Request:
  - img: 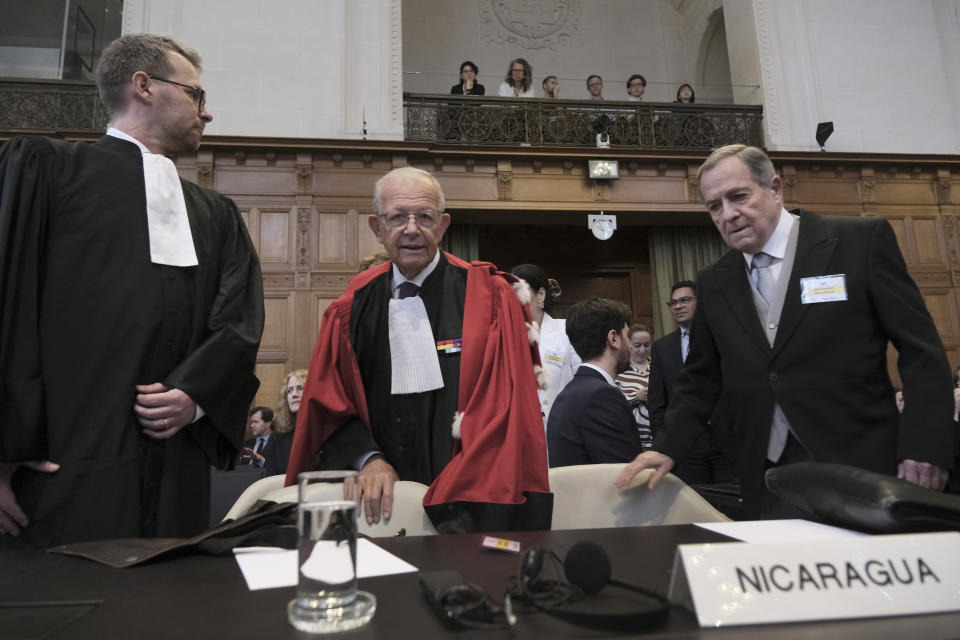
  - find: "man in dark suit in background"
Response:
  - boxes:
[648,281,737,485]
[617,144,954,518]
[548,298,643,467]
[240,407,274,468]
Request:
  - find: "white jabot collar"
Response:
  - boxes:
[107,127,198,267]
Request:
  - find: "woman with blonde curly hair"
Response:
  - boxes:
[262,369,306,476]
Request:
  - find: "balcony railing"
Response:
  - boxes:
[0,79,108,131]
[404,93,764,149]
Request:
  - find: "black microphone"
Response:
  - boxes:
[564,541,670,604]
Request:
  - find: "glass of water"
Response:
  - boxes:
[287,470,376,633]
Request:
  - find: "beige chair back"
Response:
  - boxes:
[220,474,286,522]
[261,480,438,537]
[549,463,730,530]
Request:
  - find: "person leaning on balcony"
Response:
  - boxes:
[450,60,484,96]
[498,58,535,97]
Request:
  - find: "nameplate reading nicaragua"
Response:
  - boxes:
[668,531,960,627]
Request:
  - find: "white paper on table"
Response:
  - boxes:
[234,539,418,591]
[695,519,867,543]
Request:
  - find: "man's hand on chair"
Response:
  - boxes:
[614,451,675,491]
[357,457,399,524]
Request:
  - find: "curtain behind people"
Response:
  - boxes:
[441,223,480,261]
[649,227,727,337]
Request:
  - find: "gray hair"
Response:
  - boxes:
[697,144,776,194]
[96,33,203,116]
[372,167,446,215]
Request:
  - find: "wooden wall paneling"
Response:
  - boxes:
[358,209,383,264]
[258,206,295,267]
[911,217,947,266]
[313,206,353,268]
[259,292,293,362]
[252,363,289,419]
[884,216,913,264]
[922,291,958,347]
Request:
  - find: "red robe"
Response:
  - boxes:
[285,253,551,531]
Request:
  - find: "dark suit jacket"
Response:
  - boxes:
[450,83,485,95]
[647,329,684,432]
[648,329,737,466]
[657,210,954,517]
[547,366,644,467]
[262,431,294,477]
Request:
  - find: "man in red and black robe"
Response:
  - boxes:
[286,167,551,533]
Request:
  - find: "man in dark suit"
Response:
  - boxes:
[616,144,954,518]
[547,298,644,467]
[240,407,274,468]
[648,280,737,485]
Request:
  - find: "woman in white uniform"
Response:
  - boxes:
[511,264,580,429]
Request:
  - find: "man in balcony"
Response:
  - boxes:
[586,74,604,100]
[285,167,552,533]
[0,34,263,547]
[616,144,954,518]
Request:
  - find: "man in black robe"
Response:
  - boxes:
[0,34,263,547]
[286,167,552,533]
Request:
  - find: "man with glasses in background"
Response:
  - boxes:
[286,167,552,534]
[647,281,737,486]
[0,34,263,547]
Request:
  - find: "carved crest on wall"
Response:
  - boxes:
[479,0,581,50]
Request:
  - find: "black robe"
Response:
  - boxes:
[315,254,466,484]
[0,135,264,547]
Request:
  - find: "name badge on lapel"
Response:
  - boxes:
[800,274,847,304]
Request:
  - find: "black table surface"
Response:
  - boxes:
[2,524,959,639]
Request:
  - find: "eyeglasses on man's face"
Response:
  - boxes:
[666,296,695,308]
[148,75,207,115]
[378,211,440,230]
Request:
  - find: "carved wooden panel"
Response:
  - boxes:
[259,209,292,265]
[791,179,861,206]
[315,212,349,264]
[260,293,292,360]
[912,217,945,266]
[873,181,938,205]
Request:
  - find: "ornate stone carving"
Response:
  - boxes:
[497,160,513,200]
[479,0,581,50]
[296,153,313,194]
[942,215,960,267]
[0,82,109,130]
[297,207,311,268]
[197,162,213,189]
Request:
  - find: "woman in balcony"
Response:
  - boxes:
[450,60,485,95]
[675,83,696,103]
[498,58,535,97]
